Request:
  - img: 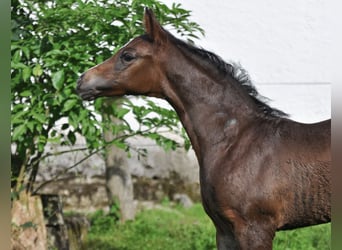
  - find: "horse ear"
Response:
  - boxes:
[144,8,167,44]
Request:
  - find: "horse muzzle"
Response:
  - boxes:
[76,74,125,100]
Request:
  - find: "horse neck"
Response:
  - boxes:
[160,49,259,163]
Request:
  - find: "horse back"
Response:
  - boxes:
[280,118,331,162]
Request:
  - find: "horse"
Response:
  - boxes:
[76,8,331,250]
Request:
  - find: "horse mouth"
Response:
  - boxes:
[77,88,99,101]
[77,84,124,101]
[76,83,102,100]
[76,78,112,100]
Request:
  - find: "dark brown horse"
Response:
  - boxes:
[77,9,331,250]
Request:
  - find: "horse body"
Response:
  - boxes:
[77,9,331,249]
[204,118,330,249]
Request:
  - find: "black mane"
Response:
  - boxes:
[168,34,288,118]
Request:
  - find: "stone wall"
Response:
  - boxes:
[36,136,200,213]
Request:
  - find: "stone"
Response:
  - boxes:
[173,193,194,208]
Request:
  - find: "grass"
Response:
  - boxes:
[83,203,330,250]
[273,223,331,250]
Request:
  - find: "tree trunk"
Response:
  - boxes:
[103,99,136,222]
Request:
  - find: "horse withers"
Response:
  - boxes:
[77,8,331,250]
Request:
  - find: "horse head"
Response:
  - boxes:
[77,8,168,100]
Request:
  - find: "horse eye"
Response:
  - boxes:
[120,52,136,63]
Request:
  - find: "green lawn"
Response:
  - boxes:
[84,203,330,250]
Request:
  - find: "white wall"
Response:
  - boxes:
[159,0,335,122]
[161,0,337,83]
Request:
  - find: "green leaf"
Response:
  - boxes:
[22,67,31,81]
[68,111,79,128]
[37,135,47,152]
[116,107,130,119]
[67,131,76,145]
[12,124,27,141]
[79,109,89,120]
[32,65,43,76]
[52,70,65,90]
[11,107,28,124]
[19,90,32,97]
[62,99,78,112]
[81,122,89,135]
[61,123,69,130]
[32,112,47,124]
[12,49,21,63]
[11,62,27,69]
[22,46,30,59]
[26,121,35,133]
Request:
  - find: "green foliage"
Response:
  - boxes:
[11,0,202,190]
[84,203,330,250]
[274,224,331,250]
[88,210,117,235]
